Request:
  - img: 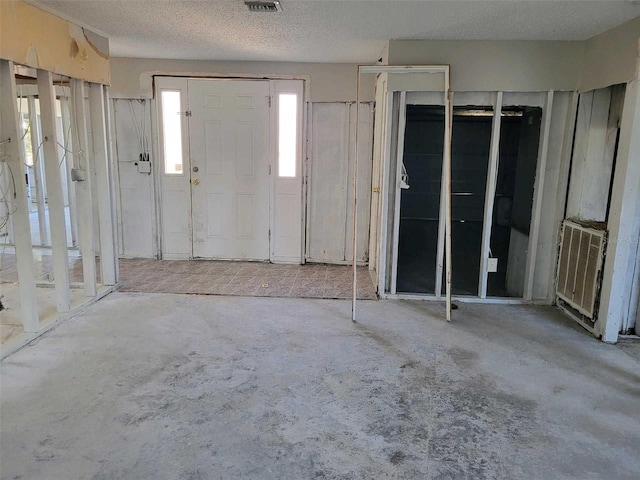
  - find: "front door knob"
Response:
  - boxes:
[192,178,200,185]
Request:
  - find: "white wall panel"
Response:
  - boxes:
[112,99,155,258]
[308,103,349,262]
[308,102,373,264]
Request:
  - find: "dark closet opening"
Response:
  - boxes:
[396,105,444,294]
[396,105,493,295]
[487,107,542,297]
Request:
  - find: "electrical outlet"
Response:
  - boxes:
[488,258,498,273]
[71,168,86,181]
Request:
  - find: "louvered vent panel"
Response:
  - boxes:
[245,1,281,12]
[556,220,606,319]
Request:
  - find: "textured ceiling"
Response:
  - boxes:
[33,0,640,63]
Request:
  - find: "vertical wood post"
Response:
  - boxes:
[0,60,39,331]
[71,79,97,297]
[27,95,49,245]
[104,87,120,278]
[89,84,117,285]
[60,97,79,247]
[37,69,71,312]
[478,92,504,298]
[444,76,453,321]
[524,91,554,300]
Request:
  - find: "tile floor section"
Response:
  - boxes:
[119,259,377,300]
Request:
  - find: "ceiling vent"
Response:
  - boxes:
[244,1,282,12]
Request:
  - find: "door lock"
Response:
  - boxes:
[192,178,200,185]
[192,166,199,173]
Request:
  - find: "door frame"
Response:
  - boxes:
[153,75,306,263]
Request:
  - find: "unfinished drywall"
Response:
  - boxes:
[109,58,374,103]
[0,1,110,85]
[580,16,640,93]
[387,40,584,92]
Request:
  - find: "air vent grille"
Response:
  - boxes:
[245,1,281,12]
[556,220,607,319]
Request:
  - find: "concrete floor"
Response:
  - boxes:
[1,293,639,479]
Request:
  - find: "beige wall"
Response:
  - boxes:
[0,0,110,84]
[109,58,375,102]
[387,40,584,92]
[580,16,640,93]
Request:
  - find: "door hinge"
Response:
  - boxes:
[268,96,272,108]
[179,111,192,117]
[268,164,272,175]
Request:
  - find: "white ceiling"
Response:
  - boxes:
[33,0,640,63]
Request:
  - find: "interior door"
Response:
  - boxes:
[188,79,271,260]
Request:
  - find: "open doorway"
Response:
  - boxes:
[488,107,542,297]
[395,101,542,298]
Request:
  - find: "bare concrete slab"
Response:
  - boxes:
[1,293,639,479]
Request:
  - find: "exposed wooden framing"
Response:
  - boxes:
[443,77,452,321]
[377,92,394,294]
[389,91,407,295]
[103,86,119,281]
[354,65,450,322]
[524,90,554,300]
[352,69,360,321]
[478,91,504,298]
[70,79,97,297]
[435,92,452,298]
[548,92,579,302]
[59,97,79,247]
[37,69,71,312]
[0,60,39,332]
[89,83,117,285]
[109,99,124,257]
[27,95,49,245]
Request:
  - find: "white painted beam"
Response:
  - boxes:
[0,60,39,332]
[70,79,97,297]
[547,92,579,303]
[27,95,49,245]
[37,69,71,312]
[377,91,394,294]
[479,92,504,298]
[59,97,79,247]
[444,82,453,321]
[597,77,640,343]
[94,85,118,284]
[390,91,406,295]
[524,91,554,301]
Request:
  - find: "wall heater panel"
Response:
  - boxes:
[556,220,606,319]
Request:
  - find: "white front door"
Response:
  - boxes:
[188,79,271,260]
